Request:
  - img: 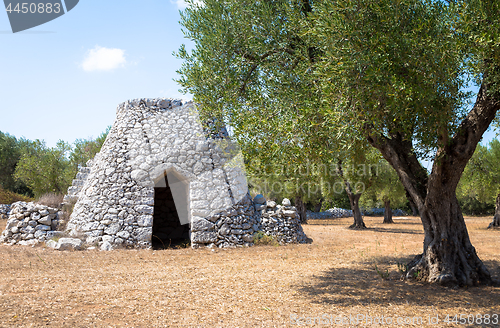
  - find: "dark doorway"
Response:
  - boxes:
[152,174,190,249]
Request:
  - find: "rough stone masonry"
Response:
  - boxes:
[0,202,64,246]
[63,98,308,250]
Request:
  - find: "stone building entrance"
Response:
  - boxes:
[152,171,190,249]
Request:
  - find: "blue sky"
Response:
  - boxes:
[0,0,497,156]
[0,0,194,147]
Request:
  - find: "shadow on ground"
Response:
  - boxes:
[294,255,500,311]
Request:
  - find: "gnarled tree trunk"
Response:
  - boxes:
[406,190,418,216]
[367,83,498,286]
[383,199,394,223]
[337,160,367,229]
[488,193,500,228]
[346,188,366,229]
[295,195,308,224]
[406,183,491,286]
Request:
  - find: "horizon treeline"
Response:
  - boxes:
[0,127,110,199]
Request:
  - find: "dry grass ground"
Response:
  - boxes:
[0,216,499,328]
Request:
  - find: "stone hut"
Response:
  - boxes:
[65,98,307,250]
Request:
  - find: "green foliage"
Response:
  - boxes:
[70,126,110,171]
[253,231,279,246]
[2,127,110,199]
[309,0,473,156]
[374,264,390,280]
[457,138,500,214]
[321,190,351,211]
[455,0,500,97]
[14,140,73,198]
[11,128,109,199]
[176,0,326,164]
[360,160,407,209]
[459,196,494,216]
[0,131,32,196]
[177,0,471,160]
[0,185,33,204]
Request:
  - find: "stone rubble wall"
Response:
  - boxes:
[193,194,308,248]
[0,202,64,246]
[255,197,308,244]
[306,207,354,220]
[63,161,93,204]
[0,204,11,220]
[306,207,407,220]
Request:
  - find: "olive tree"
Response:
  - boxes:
[176,0,500,286]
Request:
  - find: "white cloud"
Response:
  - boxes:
[172,0,203,10]
[173,0,188,9]
[81,46,126,72]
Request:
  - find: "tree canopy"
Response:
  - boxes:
[177,0,500,286]
[0,128,110,200]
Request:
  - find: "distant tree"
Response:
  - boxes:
[361,161,407,223]
[334,148,380,229]
[0,131,32,196]
[458,139,500,227]
[14,140,73,198]
[69,126,110,172]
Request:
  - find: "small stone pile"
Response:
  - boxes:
[0,204,11,220]
[0,202,63,246]
[255,196,308,244]
[192,194,308,248]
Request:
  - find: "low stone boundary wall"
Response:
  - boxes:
[0,204,10,220]
[0,197,309,250]
[192,194,308,248]
[0,202,63,246]
[307,207,407,220]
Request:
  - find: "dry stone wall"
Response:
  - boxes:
[63,163,92,204]
[0,204,10,220]
[255,197,308,244]
[0,202,63,246]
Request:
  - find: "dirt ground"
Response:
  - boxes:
[0,216,499,328]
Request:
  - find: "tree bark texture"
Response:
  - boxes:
[383,200,394,223]
[337,160,367,229]
[406,190,418,216]
[367,83,499,286]
[295,195,308,224]
[346,189,366,229]
[488,193,500,228]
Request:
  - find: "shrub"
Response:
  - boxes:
[459,196,495,216]
[253,231,279,246]
[0,185,32,204]
[35,193,64,209]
